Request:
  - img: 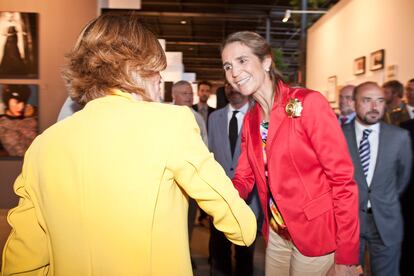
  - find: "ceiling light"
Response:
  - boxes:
[180,20,187,24]
[282,9,327,23]
[282,10,291,22]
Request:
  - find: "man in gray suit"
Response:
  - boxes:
[342,81,412,276]
[208,83,261,276]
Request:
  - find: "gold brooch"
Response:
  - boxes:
[285,98,303,118]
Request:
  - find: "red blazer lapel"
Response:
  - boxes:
[266,82,289,160]
[249,104,267,184]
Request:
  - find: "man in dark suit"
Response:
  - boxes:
[192,80,215,125]
[208,83,261,276]
[342,81,412,276]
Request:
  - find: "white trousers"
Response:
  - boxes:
[265,227,334,276]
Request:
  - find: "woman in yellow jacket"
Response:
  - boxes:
[1,13,256,276]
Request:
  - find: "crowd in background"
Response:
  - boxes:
[337,79,414,276]
[1,12,413,276]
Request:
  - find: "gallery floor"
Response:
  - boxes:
[0,209,266,275]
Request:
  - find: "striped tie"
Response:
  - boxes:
[359,129,372,178]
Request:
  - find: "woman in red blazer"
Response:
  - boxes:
[221,31,359,275]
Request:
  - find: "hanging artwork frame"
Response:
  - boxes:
[0,12,39,79]
[370,49,385,71]
[354,56,366,75]
[0,83,39,158]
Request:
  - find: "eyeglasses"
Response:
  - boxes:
[178,92,193,97]
[361,98,385,104]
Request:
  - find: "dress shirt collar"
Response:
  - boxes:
[228,102,249,115]
[339,112,356,124]
[355,119,380,136]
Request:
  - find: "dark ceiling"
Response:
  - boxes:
[105,0,339,83]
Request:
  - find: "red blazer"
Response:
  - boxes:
[233,81,359,265]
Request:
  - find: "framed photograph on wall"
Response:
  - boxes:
[327,75,337,104]
[0,12,39,79]
[370,49,385,71]
[386,64,398,81]
[354,56,366,75]
[0,83,38,158]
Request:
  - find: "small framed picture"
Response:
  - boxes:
[0,83,39,158]
[327,75,337,104]
[370,49,385,71]
[354,56,366,75]
[386,64,398,81]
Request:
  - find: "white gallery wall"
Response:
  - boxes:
[307,0,414,101]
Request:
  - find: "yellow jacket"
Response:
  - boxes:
[1,90,256,276]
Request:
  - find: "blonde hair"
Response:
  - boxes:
[62,13,166,105]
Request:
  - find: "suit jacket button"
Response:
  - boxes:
[230,168,234,171]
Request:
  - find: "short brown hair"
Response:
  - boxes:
[198,80,212,89]
[382,80,404,98]
[63,13,166,105]
[221,31,284,86]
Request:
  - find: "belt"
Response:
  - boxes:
[270,223,291,241]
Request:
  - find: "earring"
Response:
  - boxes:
[265,68,270,72]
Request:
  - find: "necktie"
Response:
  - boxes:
[199,105,208,124]
[359,129,372,178]
[340,116,348,125]
[229,110,239,158]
